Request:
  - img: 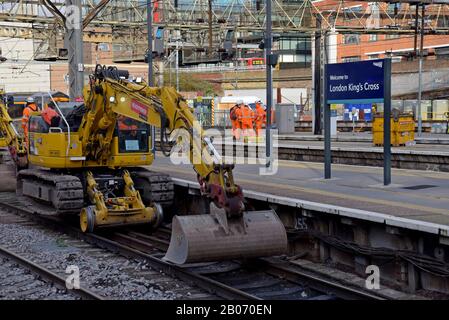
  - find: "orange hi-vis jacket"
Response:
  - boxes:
[240,105,254,128]
[254,103,266,125]
[230,105,242,129]
[42,107,60,126]
[118,117,138,131]
[22,103,38,134]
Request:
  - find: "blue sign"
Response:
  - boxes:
[345,103,372,121]
[326,59,385,104]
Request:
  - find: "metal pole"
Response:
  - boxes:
[208,0,213,57]
[313,16,322,135]
[234,26,238,89]
[324,62,331,179]
[147,0,153,86]
[66,0,84,100]
[147,0,155,154]
[176,40,179,92]
[384,58,392,186]
[414,4,419,57]
[265,0,272,167]
[417,4,425,137]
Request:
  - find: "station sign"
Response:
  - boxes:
[325,59,385,104]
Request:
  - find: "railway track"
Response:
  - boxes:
[0,244,102,300]
[0,192,389,300]
[0,196,216,300]
[108,229,388,300]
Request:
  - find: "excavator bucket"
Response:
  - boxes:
[163,210,288,264]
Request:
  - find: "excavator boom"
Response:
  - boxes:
[0,90,28,170]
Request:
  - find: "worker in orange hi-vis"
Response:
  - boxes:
[254,100,266,138]
[230,100,243,141]
[22,97,38,142]
[118,115,139,137]
[240,103,255,141]
[41,101,61,129]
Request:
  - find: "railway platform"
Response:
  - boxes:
[151,153,449,229]
[213,133,449,172]
[152,154,449,293]
[277,132,449,145]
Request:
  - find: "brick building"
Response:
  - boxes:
[315,0,449,63]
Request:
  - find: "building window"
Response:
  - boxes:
[387,3,401,15]
[97,43,110,52]
[385,34,400,40]
[368,34,378,42]
[342,34,360,45]
[367,54,379,60]
[342,5,363,18]
[342,56,361,62]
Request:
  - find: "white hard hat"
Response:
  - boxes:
[26,97,34,103]
[236,99,244,104]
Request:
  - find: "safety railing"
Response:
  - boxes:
[48,92,71,156]
[193,110,232,130]
[193,109,272,131]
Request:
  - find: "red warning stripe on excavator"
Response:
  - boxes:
[131,99,148,120]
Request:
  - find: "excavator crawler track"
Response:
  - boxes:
[17,169,84,214]
[130,169,175,208]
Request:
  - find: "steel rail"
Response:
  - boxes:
[79,233,262,300]
[0,195,390,300]
[88,229,389,300]
[0,244,103,300]
[118,231,389,300]
[0,198,260,300]
[259,259,387,301]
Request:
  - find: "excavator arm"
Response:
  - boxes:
[0,92,27,169]
[77,65,287,264]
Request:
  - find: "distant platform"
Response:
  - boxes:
[278,132,449,145]
[209,134,449,172]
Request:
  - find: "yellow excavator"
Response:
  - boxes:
[0,89,28,169]
[17,65,287,264]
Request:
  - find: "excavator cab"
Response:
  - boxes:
[116,116,150,154]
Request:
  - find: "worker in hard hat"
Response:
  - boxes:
[22,97,38,142]
[240,102,255,141]
[118,115,139,137]
[254,100,267,138]
[254,100,266,138]
[230,100,243,141]
[41,101,61,130]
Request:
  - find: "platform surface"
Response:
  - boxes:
[151,152,449,228]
